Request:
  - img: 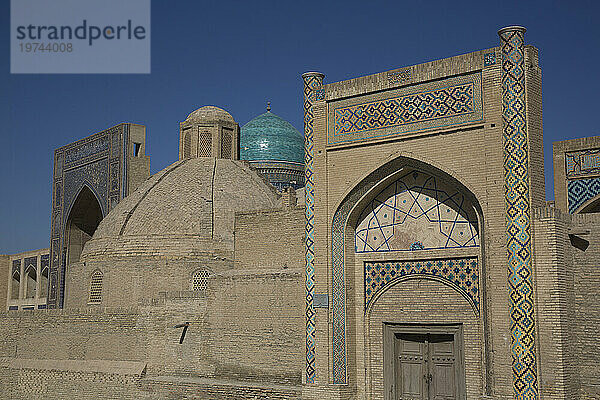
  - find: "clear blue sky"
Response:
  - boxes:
[1,0,599,254]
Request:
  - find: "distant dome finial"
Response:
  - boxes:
[267,101,271,112]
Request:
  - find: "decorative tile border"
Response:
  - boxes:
[567,177,600,213]
[302,71,324,384]
[248,160,305,191]
[328,72,483,145]
[484,52,496,66]
[565,148,600,178]
[387,69,411,84]
[365,258,480,314]
[499,26,539,399]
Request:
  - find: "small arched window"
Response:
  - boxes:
[88,270,103,304]
[40,265,49,298]
[198,131,212,157]
[183,130,192,159]
[11,270,20,300]
[192,268,211,292]
[221,129,232,159]
[25,264,37,299]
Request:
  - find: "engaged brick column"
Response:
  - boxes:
[499,25,539,399]
[302,71,324,384]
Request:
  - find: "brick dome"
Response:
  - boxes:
[185,106,235,124]
[81,157,280,259]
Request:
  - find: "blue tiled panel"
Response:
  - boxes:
[484,52,496,66]
[500,26,538,399]
[50,124,129,309]
[565,148,600,178]
[328,72,483,145]
[365,258,479,314]
[567,178,600,213]
[302,72,324,384]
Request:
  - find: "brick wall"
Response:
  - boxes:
[0,255,7,311]
[234,207,305,271]
[532,207,575,399]
[569,212,600,398]
[0,269,304,398]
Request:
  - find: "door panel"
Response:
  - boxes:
[395,334,427,399]
[393,331,459,400]
[429,334,456,400]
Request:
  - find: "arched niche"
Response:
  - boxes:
[329,155,487,395]
[64,185,103,266]
[354,169,480,253]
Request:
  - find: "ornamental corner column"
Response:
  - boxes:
[498,26,539,399]
[302,71,325,385]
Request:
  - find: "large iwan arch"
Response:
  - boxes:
[329,155,489,399]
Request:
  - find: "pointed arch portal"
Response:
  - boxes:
[65,185,103,266]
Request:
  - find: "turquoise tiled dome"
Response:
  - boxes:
[240,109,304,164]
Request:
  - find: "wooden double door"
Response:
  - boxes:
[384,325,464,400]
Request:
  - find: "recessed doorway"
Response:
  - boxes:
[384,324,465,400]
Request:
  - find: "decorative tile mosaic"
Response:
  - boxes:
[355,170,479,252]
[387,69,411,84]
[567,177,600,213]
[500,26,538,399]
[12,259,21,275]
[302,72,324,384]
[249,160,305,191]
[483,52,496,66]
[64,134,110,166]
[49,124,130,309]
[565,148,600,178]
[63,158,109,218]
[365,258,479,314]
[24,257,37,272]
[328,72,483,145]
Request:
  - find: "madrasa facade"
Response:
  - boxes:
[0,26,599,400]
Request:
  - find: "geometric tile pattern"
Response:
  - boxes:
[328,72,483,145]
[302,71,324,384]
[387,69,411,84]
[365,258,480,314]
[484,52,496,67]
[565,148,600,178]
[335,83,474,135]
[499,26,539,399]
[567,177,600,213]
[355,170,479,252]
[12,259,21,276]
[49,124,131,309]
[248,160,305,191]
